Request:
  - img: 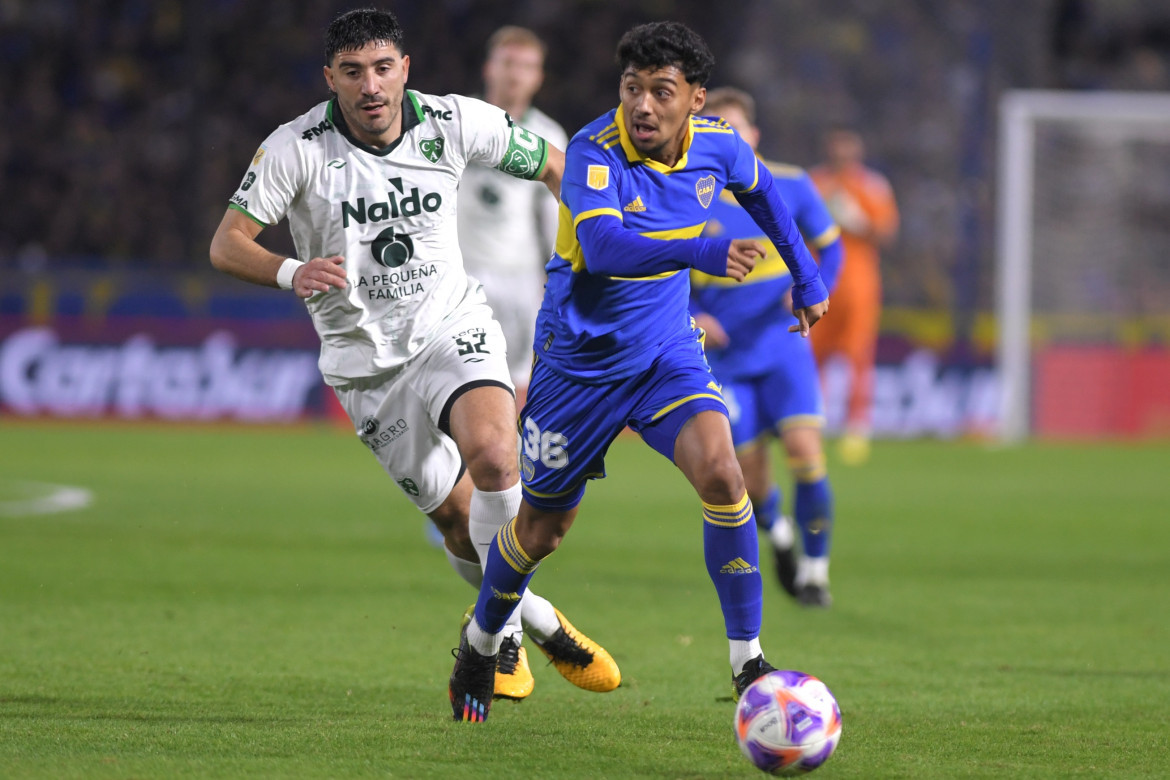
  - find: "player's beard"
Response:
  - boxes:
[344,95,402,146]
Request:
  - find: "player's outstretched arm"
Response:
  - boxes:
[210,209,347,299]
[576,215,733,278]
[733,167,827,308]
[537,144,564,202]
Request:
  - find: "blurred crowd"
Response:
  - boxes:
[2,0,1168,312]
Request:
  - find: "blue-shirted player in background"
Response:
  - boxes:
[692,88,843,609]
[448,21,829,722]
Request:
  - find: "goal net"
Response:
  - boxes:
[996,90,1170,440]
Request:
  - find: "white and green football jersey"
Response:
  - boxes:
[228,89,549,385]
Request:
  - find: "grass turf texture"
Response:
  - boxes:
[1,423,1167,778]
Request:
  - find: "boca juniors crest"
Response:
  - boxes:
[695,175,716,208]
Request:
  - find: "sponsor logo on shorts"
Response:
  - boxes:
[396,476,421,497]
[360,415,379,437]
[362,417,409,452]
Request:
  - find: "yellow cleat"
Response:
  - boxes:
[459,604,534,700]
[494,636,535,700]
[533,607,621,693]
[837,432,871,465]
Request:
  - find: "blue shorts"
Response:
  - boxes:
[520,333,727,511]
[718,339,824,450]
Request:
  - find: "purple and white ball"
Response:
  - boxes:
[734,670,842,776]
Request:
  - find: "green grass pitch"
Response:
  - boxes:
[1,423,1168,778]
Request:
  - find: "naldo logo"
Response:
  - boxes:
[372,229,414,268]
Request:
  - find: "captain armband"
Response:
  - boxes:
[496,125,549,181]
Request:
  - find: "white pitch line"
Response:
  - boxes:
[0,482,94,517]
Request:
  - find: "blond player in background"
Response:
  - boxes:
[457,26,568,410]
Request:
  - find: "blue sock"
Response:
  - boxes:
[795,477,833,558]
[702,495,763,640]
[474,518,540,634]
[752,485,782,532]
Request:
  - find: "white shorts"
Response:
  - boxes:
[469,267,544,387]
[333,303,514,514]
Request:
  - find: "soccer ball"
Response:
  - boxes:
[734,670,841,775]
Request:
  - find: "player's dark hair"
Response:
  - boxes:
[325,8,405,65]
[615,21,715,86]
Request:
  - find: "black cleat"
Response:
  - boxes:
[773,544,799,598]
[796,583,833,609]
[449,635,497,722]
[733,654,778,701]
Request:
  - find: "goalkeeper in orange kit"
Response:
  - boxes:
[809,128,898,464]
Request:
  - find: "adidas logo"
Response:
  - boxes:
[720,557,759,575]
[623,196,646,212]
[491,586,521,602]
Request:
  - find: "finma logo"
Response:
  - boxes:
[421,105,453,120]
[300,119,334,141]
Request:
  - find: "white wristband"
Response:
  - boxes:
[276,258,304,290]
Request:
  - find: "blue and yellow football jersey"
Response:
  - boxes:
[533,108,823,384]
[691,161,841,379]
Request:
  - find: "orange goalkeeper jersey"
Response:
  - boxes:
[808,163,898,276]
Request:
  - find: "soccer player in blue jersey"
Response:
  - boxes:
[692,87,844,608]
[448,21,829,722]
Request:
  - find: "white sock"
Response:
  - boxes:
[469,484,526,640]
[770,515,795,550]
[444,547,482,588]
[730,637,764,675]
[796,555,830,587]
[465,615,503,656]
[518,591,561,642]
[468,484,522,563]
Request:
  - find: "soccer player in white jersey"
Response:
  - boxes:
[209,8,619,710]
[457,26,568,409]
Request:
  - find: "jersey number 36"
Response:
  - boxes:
[522,418,568,469]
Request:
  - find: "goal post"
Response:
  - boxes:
[996,89,1170,441]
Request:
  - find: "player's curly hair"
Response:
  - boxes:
[325,8,405,64]
[615,21,715,86]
